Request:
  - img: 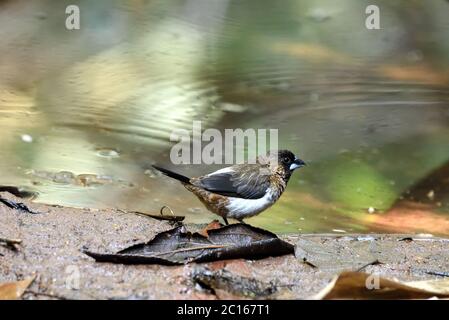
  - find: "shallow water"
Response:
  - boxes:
[1,0,449,234]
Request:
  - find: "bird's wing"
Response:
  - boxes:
[192,165,271,199]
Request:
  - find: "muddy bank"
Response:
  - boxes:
[1,192,448,299]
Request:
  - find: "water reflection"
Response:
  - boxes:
[1,0,449,235]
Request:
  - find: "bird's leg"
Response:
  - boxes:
[236,218,247,225]
[222,217,229,225]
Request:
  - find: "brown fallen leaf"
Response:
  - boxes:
[85,224,295,265]
[0,275,36,300]
[313,271,449,300]
[198,220,223,238]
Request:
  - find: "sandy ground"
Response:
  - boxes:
[1,191,448,300]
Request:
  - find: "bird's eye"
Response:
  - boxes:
[282,157,291,164]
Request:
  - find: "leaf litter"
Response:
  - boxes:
[84,223,295,265]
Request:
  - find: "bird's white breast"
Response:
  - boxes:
[225,188,275,220]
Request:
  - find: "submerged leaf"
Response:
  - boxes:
[84,224,294,265]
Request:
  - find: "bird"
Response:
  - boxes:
[152,150,306,225]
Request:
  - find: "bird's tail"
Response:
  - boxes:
[152,165,191,184]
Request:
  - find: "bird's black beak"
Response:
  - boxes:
[289,158,306,171]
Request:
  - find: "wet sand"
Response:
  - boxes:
[1,191,448,299]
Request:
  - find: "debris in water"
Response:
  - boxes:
[95,148,120,158]
[27,170,128,188]
[217,102,248,113]
[53,171,75,184]
[20,134,33,143]
[76,174,114,187]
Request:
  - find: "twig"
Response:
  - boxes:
[152,244,229,257]
[0,197,39,214]
[160,205,175,216]
[0,237,22,250]
[24,290,68,300]
[0,237,22,245]
[118,206,185,222]
[302,257,318,269]
[356,259,383,272]
[426,270,449,277]
[134,211,185,222]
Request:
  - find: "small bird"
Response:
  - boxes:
[152,150,306,225]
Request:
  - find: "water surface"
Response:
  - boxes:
[1,0,449,234]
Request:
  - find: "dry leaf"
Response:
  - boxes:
[313,271,449,300]
[0,276,36,300]
[85,224,295,265]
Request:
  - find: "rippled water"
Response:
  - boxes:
[1,0,449,235]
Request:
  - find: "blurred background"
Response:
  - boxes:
[1,0,449,235]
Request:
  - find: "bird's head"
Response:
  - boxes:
[276,150,306,173]
[258,149,306,178]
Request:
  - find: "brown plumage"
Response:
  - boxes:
[153,150,306,225]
